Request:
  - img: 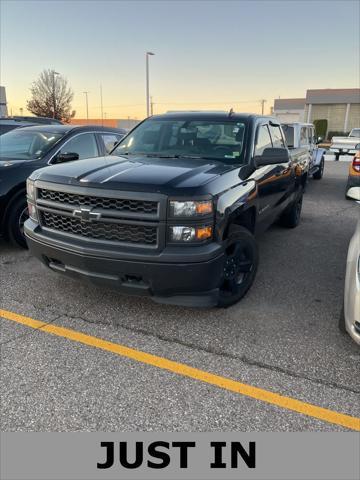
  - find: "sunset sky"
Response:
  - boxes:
[1,0,359,120]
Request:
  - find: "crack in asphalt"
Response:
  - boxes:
[68,312,360,396]
[0,314,63,346]
[2,302,359,396]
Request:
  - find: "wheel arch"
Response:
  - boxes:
[223,205,257,240]
[2,183,27,233]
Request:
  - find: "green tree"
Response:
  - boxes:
[27,69,75,122]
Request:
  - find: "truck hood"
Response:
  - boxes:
[31,155,237,193]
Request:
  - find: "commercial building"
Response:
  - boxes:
[304,88,360,133]
[70,118,139,130]
[273,88,360,136]
[272,98,306,123]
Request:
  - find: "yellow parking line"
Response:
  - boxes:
[1,308,360,431]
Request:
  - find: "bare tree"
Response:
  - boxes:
[27,69,75,122]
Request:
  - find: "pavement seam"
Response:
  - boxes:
[48,311,360,396]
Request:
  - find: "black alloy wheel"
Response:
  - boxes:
[217,225,258,308]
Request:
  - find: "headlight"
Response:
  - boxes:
[169,225,212,243]
[26,178,35,200]
[169,200,213,217]
[28,202,38,222]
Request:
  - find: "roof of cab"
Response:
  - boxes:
[151,111,281,125]
[15,124,126,134]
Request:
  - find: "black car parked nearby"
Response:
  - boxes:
[0,124,126,247]
[0,116,63,136]
[25,112,307,307]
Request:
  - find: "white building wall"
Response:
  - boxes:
[273,108,305,123]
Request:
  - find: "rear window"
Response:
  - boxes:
[282,125,294,148]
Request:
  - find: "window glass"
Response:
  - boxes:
[300,127,308,147]
[255,125,272,156]
[269,125,286,148]
[101,134,123,154]
[0,129,64,160]
[60,133,98,160]
[282,125,294,148]
[308,127,314,144]
[113,119,247,163]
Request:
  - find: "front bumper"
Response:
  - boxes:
[344,274,360,345]
[25,220,225,307]
[330,148,357,155]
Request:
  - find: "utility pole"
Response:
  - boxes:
[150,96,154,116]
[260,99,267,115]
[100,85,104,126]
[146,51,155,117]
[83,91,89,121]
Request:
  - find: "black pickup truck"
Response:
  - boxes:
[25,112,306,307]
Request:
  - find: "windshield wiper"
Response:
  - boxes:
[143,153,216,160]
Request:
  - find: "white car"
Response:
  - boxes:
[330,128,360,160]
[340,219,360,345]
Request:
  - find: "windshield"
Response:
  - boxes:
[349,128,360,137]
[112,118,247,163]
[0,129,64,160]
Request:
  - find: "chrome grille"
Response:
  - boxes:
[38,188,158,215]
[41,211,158,245]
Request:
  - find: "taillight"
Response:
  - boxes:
[352,159,360,173]
[352,151,360,173]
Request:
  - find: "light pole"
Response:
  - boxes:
[146,51,155,117]
[260,99,267,115]
[100,84,104,126]
[52,70,59,119]
[83,91,89,122]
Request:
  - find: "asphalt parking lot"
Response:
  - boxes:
[1,161,359,432]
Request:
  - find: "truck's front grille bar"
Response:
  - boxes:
[38,188,159,216]
[41,211,158,245]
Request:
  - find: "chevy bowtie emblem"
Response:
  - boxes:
[72,207,101,222]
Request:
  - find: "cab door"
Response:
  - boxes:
[268,123,295,207]
[252,123,286,228]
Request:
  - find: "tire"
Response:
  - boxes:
[339,304,347,334]
[217,225,259,308]
[313,157,324,180]
[279,192,303,228]
[6,196,28,248]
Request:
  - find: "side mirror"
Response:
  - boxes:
[253,148,290,168]
[53,152,80,164]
